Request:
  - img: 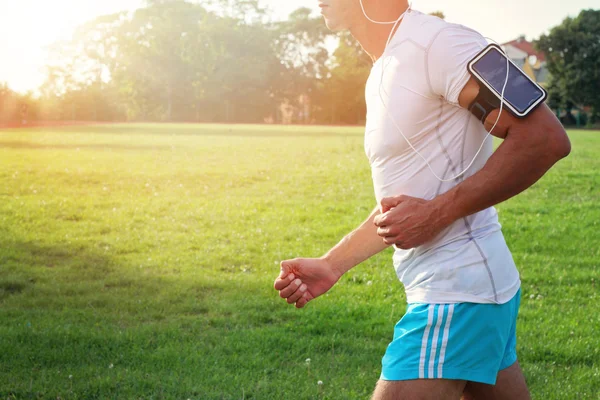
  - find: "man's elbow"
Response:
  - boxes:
[532,105,571,161]
[550,127,571,160]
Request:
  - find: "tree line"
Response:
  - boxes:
[0,1,598,126]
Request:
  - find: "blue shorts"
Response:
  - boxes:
[381,289,521,385]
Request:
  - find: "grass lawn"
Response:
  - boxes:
[0,124,598,399]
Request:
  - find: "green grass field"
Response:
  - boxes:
[0,124,598,399]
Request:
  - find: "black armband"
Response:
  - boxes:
[468,85,501,124]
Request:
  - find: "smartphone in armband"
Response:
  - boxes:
[467,43,547,122]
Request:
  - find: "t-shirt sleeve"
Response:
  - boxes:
[427,26,488,105]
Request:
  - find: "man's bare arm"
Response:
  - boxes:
[274,205,391,308]
[374,77,571,249]
[324,205,391,276]
[436,78,571,223]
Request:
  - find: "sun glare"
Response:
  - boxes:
[0,0,144,94]
[0,1,77,93]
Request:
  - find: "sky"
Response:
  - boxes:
[0,0,597,94]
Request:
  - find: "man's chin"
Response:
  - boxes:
[323,17,346,32]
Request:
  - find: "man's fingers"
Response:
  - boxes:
[380,195,407,213]
[279,259,298,278]
[395,241,412,250]
[274,273,295,291]
[383,236,398,245]
[295,293,311,308]
[373,213,389,227]
[286,284,307,304]
[377,226,392,237]
[279,279,303,299]
[374,210,399,227]
[380,197,398,212]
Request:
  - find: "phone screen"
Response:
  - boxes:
[471,48,544,114]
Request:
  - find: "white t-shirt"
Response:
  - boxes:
[364,9,521,305]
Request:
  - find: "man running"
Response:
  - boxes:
[274,1,571,399]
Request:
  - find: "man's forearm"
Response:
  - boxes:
[323,206,391,277]
[433,107,571,225]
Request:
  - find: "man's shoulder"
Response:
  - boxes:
[402,10,484,51]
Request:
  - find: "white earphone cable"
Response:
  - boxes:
[359,0,408,25]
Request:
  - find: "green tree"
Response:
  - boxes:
[0,83,17,123]
[43,0,284,123]
[536,9,600,122]
[0,83,40,124]
[317,32,371,124]
[272,7,334,123]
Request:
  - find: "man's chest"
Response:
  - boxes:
[364,57,441,165]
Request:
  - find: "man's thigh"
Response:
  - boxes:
[462,361,531,400]
[372,379,467,400]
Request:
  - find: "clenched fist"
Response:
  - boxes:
[374,195,450,249]
[273,257,342,308]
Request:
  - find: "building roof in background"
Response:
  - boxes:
[502,35,549,85]
[503,45,529,61]
[502,35,546,62]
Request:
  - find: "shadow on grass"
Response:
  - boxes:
[0,239,224,312]
[0,235,394,339]
[0,239,118,301]
[0,237,391,334]
[0,238,399,398]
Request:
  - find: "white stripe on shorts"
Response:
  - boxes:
[428,305,446,378]
[437,304,455,378]
[419,305,435,379]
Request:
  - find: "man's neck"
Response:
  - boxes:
[349,2,409,63]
